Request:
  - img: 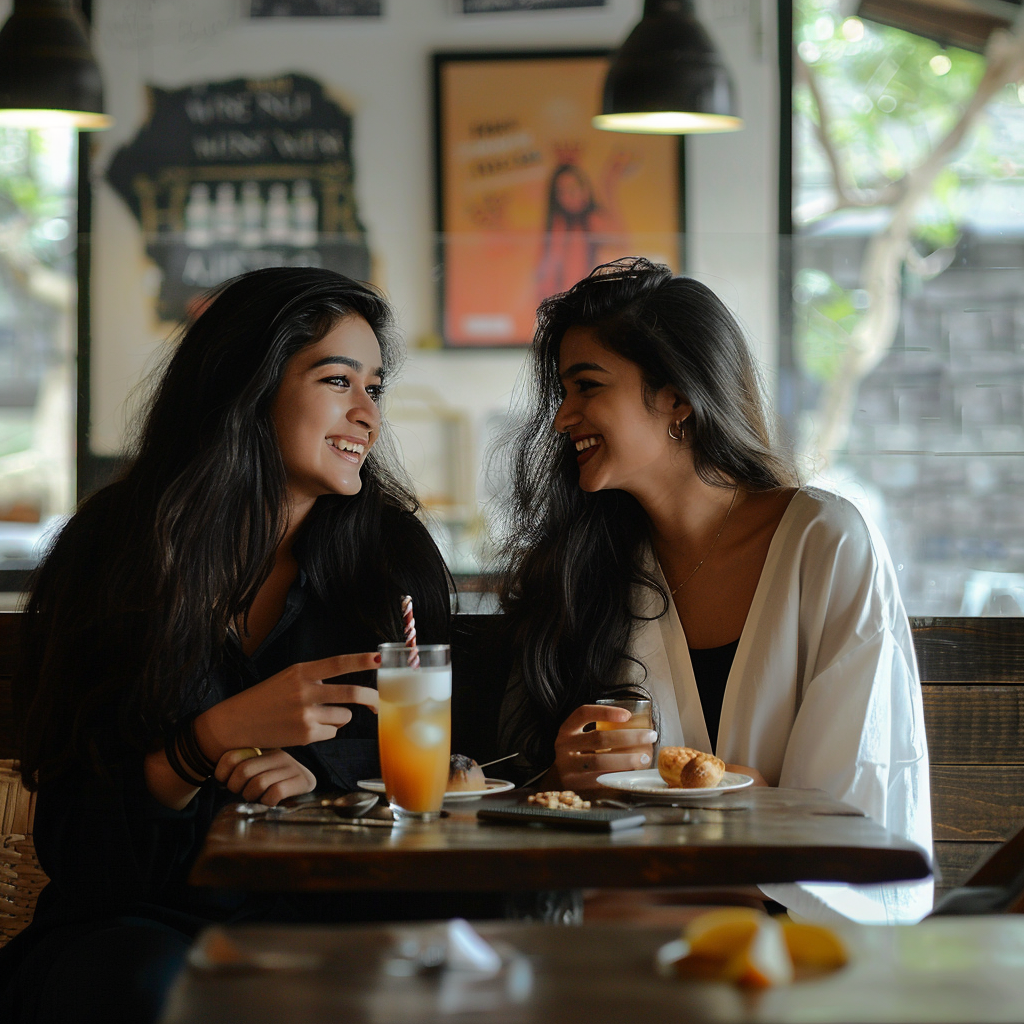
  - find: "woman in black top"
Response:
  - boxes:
[0,267,451,1023]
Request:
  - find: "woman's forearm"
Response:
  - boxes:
[143,747,202,810]
[143,703,235,809]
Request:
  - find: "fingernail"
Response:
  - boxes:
[646,731,659,743]
[373,654,381,664]
[640,754,651,765]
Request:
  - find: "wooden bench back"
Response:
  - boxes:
[914,618,1024,899]
[2,610,1022,899]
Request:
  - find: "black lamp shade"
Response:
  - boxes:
[0,0,111,129]
[594,0,742,134]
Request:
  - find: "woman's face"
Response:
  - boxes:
[552,325,686,496]
[555,169,591,215]
[271,315,383,506]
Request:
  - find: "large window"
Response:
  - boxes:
[0,127,77,591]
[789,0,1024,614]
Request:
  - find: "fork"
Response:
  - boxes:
[595,798,695,812]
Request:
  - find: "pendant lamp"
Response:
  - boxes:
[0,0,111,130]
[594,0,742,135]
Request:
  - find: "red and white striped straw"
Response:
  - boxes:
[401,595,420,668]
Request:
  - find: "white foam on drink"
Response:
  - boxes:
[377,667,451,705]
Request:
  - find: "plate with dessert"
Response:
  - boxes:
[597,746,753,798]
[358,754,516,802]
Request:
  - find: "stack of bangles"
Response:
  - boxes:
[164,714,264,787]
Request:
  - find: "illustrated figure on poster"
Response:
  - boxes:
[535,146,635,302]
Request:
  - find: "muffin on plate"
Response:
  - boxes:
[658,746,725,789]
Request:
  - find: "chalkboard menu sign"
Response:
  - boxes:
[106,74,371,322]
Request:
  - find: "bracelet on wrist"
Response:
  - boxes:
[165,714,216,787]
[164,731,206,787]
[179,714,217,778]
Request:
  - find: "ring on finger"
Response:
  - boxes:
[233,747,263,761]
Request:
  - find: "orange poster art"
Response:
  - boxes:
[436,52,681,347]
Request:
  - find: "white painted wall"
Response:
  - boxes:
[688,0,779,369]
[83,0,779,491]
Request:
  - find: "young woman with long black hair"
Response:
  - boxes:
[496,258,932,924]
[0,267,452,1023]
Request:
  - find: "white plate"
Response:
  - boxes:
[356,778,516,802]
[596,768,753,798]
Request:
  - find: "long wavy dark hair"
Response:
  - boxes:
[495,258,797,767]
[16,267,451,787]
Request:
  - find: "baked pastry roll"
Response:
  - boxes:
[658,746,725,789]
[448,754,486,792]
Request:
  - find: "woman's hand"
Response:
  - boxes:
[550,704,658,791]
[215,748,316,806]
[724,763,768,787]
[195,652,381,763]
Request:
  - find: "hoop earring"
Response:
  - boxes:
[668,420,685,441]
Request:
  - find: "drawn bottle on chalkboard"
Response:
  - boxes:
[291,179,318,247]
[214,183,238,243]
[266,183,291,244]
[239,181,264,248]
[185,183,212,248]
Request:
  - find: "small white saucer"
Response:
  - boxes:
[357,778,516,802]
[595,768,753,798]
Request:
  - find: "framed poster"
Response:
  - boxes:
[458,1,606,11]
[434,50,683,348]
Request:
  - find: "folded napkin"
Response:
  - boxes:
[389,918,502,976]
[443,919,503,974]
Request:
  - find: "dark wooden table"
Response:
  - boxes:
[161,917,1024,1024]
[188,787,931,892]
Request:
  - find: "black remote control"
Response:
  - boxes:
[476,805,646,832]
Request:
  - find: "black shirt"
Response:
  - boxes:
[688,638,739,751]
[1,572,385,975]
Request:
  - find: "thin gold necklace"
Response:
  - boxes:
[669,487,739,596]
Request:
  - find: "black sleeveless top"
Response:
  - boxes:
[688,638,740,750]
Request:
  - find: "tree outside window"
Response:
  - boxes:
[791,0,1024,615]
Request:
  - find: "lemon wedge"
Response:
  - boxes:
[675,908,793,988]
[781,920,848,976]
[670,908,845,988]
[723,915,793,988]
[686,907,763,956]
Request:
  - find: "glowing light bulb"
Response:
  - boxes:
[797,41,821,63]
[842,18,864,42]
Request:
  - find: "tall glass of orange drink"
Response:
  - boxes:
[377,642,451,821]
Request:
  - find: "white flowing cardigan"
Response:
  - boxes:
[627,487,933,924]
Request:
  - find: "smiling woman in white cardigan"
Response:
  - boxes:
[494,257,932,924]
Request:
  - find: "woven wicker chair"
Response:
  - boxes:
[0,760,47,948]
[1,612,48,948]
